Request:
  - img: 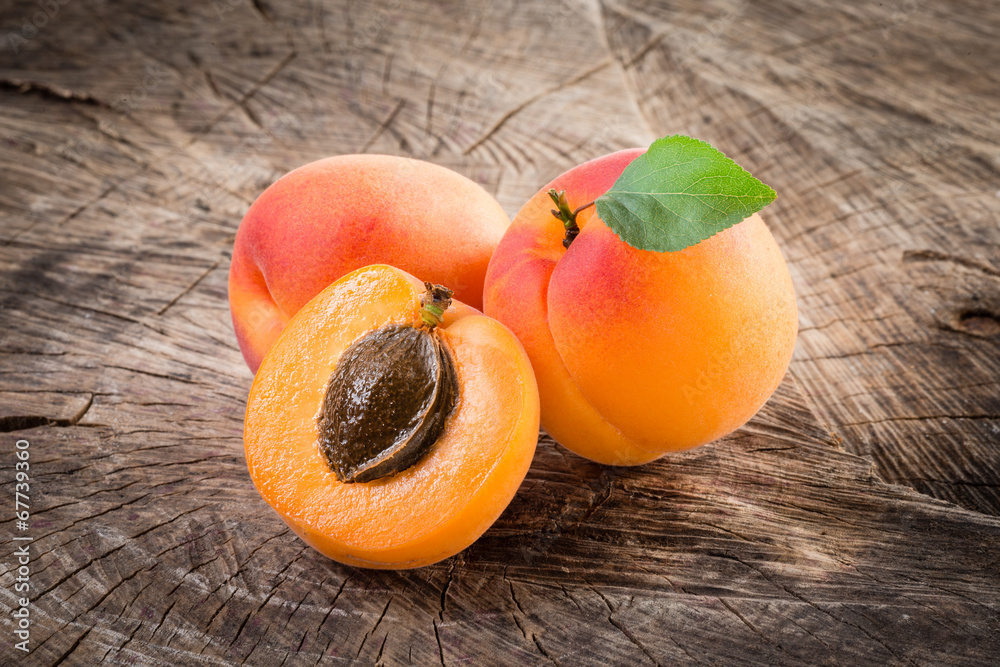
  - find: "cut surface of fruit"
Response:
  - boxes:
[244,265,539,568]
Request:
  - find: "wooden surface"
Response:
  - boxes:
[1,0,999,664]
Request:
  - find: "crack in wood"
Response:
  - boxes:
[0,79,107,107]
[358,98,406,153]
[463,59,613,155]
[902,248,1000,278]
[505,575,559,666]
[157,258,222,315]
[0,393,93,432]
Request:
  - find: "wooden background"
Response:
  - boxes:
[2,0,999,664]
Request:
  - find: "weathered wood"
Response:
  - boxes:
[0,0,998,665]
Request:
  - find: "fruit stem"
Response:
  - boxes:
[547,189,595,248]
[418,282,453,330]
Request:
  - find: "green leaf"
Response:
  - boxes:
[594,135,777,252]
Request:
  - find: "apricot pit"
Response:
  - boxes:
[318,286,459,483]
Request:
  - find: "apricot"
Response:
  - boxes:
[243,265,539,568]
[229,154,510,373]
[484,149,798,465]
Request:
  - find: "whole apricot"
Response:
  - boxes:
[230,155,510,373]
[244,265,539,568]
[484,149,797,465]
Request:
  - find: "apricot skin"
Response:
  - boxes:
[229,155,510,373]
[244,265,539,569]
[484,149,798,465]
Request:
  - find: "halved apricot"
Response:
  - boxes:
[243,265,539,568]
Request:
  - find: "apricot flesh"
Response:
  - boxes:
[484,149,798,465]
[243,265,539,568]
[229,154,510,373]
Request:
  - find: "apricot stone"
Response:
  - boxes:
[484,149,798,465]
[230,154,510,373]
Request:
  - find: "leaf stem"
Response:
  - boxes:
[418,282,453,330]
[547,189,595,248]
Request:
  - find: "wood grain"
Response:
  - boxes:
[1,0,998,664]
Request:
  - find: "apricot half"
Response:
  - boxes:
[244,265,539,568]
[484,149,798,465]
[229,154,510,373]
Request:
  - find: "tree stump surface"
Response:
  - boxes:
[1,1,998,664]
